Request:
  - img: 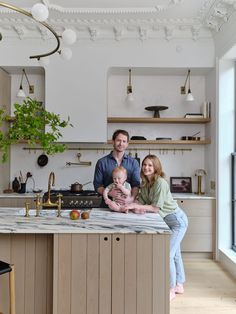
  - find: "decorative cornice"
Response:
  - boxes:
[0,0,235,41]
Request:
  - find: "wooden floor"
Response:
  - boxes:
[170,259,236,314]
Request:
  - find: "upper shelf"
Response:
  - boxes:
[107,117,211,124]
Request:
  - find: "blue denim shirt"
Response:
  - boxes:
[93,152,140,192]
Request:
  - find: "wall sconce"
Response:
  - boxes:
[180,69,194,101]
[126,68,134,102]
[17,69,34,98]
[0,2,76,62]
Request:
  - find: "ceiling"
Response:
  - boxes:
[0,0,235,41]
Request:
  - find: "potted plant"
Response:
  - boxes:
[0,97,72,162]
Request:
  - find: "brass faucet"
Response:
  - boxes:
[35,172,62,216]
[43,171,55,207]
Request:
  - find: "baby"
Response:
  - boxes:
[103,166,131,212]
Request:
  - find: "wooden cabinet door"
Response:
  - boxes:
[112,234,169,314]
[177,199,215,253]
[53,234,111,314]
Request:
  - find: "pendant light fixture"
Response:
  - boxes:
[126,68,134,102]
[180,69,194,101]
[0,2,77,62]
[17,69,34,98]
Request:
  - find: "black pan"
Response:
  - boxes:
[37,154,48,167]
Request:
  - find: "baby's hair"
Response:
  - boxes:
[112,166,127,176]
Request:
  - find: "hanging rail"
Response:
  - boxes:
[22,147,192,152]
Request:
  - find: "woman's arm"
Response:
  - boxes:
[124,202,159,214]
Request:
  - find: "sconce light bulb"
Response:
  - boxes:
[62,29,77,45]
[31,3,49,22]
[186,89,194,101]
[127,92,134,102]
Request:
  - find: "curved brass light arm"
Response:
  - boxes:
[0,1,60,59]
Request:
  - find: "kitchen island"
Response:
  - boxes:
[0,207,171,314]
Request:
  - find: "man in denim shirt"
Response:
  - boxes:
[93,129,140,208]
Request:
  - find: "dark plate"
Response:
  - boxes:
[37,154,48,167]
[131,136,147,140]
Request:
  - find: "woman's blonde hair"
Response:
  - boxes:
[141,155,165,187]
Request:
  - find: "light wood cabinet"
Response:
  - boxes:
[53,233,170,314]
[0,234,53,314]
[0,196,35,208]
[176,199,215,255]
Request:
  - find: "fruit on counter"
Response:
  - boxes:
[81,211,90,220]
[69,210,80,220]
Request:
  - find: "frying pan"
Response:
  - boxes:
[37,154,49,167]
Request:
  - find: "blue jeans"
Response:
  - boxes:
[164,208,188,288]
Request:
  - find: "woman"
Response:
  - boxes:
[124,155,188,301]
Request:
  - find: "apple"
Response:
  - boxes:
[81,211,90,220]
[69,210,80,220]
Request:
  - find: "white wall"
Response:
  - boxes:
[0,37,215,192]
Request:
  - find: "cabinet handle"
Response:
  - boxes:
[104,236,108,241]
[116,237,120,241]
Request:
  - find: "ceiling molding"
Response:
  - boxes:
[0,0,235,41]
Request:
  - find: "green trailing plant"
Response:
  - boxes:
[0,97,73,162]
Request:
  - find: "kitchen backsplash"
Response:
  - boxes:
[9,143,206,194]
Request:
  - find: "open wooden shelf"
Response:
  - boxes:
[107,139,211,145]
[107,117,211,124]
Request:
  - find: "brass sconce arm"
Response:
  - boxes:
[180,69,190,94]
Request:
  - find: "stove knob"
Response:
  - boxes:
[79,200,83,206]
[74,200,79,206]
[89,200,93,206]
[84,200,88,206]
[69,200,74,206]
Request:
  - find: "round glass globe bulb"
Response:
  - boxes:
[31,3,49,22]
[62,29,77,45]
[61,48,73,60]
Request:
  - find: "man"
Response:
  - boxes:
[93,129,140,207]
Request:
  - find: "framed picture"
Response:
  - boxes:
[170,177,192,193]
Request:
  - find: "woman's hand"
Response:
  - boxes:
[124,203,146,214]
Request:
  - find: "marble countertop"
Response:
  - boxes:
[0,207,171,235]
[172,193,215,199]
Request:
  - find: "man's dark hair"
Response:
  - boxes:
[112,129,129,141]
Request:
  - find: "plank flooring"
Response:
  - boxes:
[170,259,236,314]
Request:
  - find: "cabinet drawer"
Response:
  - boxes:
[0,198,35,208]
[186,217,212,234]
[177,199,214,217]
[181,235,212,252]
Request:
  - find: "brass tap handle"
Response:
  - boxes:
[57,194,62,217]
[25,202,30,217]
[35,194,41,217]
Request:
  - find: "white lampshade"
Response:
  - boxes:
[62,29,77,45]
[60,47,73,60]
[31,3,49,22]
[126,92,134,102]
[186,90,194,101]
[17,86,26,98]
